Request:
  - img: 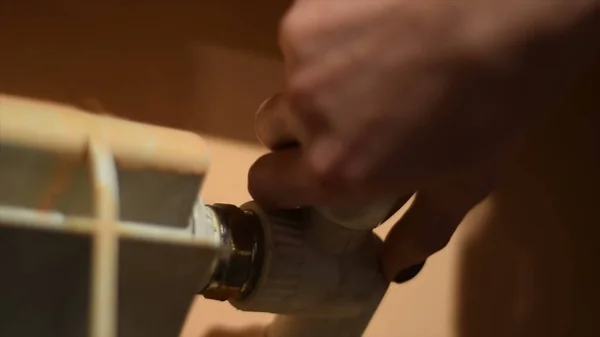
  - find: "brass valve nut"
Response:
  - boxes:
[201,204,264,302]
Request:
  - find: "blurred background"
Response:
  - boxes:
[1,2,599,336]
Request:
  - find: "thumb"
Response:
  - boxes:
[381,163,498,283]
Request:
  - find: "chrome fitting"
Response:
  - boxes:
[200,204,264,302]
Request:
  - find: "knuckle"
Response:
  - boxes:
[307,159,364,204]
[279,12,307,48]
[286,76,327,130]
[287,77,316,109]
[279,5,320,61]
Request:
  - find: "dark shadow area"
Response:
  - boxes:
[0,1,289,143]
[457,60,600,337]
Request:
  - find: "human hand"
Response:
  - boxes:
[248,0,600,281]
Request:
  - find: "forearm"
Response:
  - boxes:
[519,0,600,95]
[454,0,600,120]
[458,0,600,62]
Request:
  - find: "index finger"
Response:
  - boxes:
[248,147,334,209]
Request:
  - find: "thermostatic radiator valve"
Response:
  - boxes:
[201,199,395,337]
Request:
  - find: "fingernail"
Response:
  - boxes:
[394,261,426,284]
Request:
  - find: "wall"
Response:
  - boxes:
[0,1,288,142]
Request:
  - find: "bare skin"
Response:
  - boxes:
[248,0,600,281]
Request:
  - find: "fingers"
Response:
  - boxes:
[381,165,497,282]
[248,148,332,209]
[248,144,400,210]
[255,93,300,150]
[252,94,355,209]
[252,94,330,209]
[381,191,466,282]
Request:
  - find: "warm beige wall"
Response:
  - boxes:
[0,1,288,142]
